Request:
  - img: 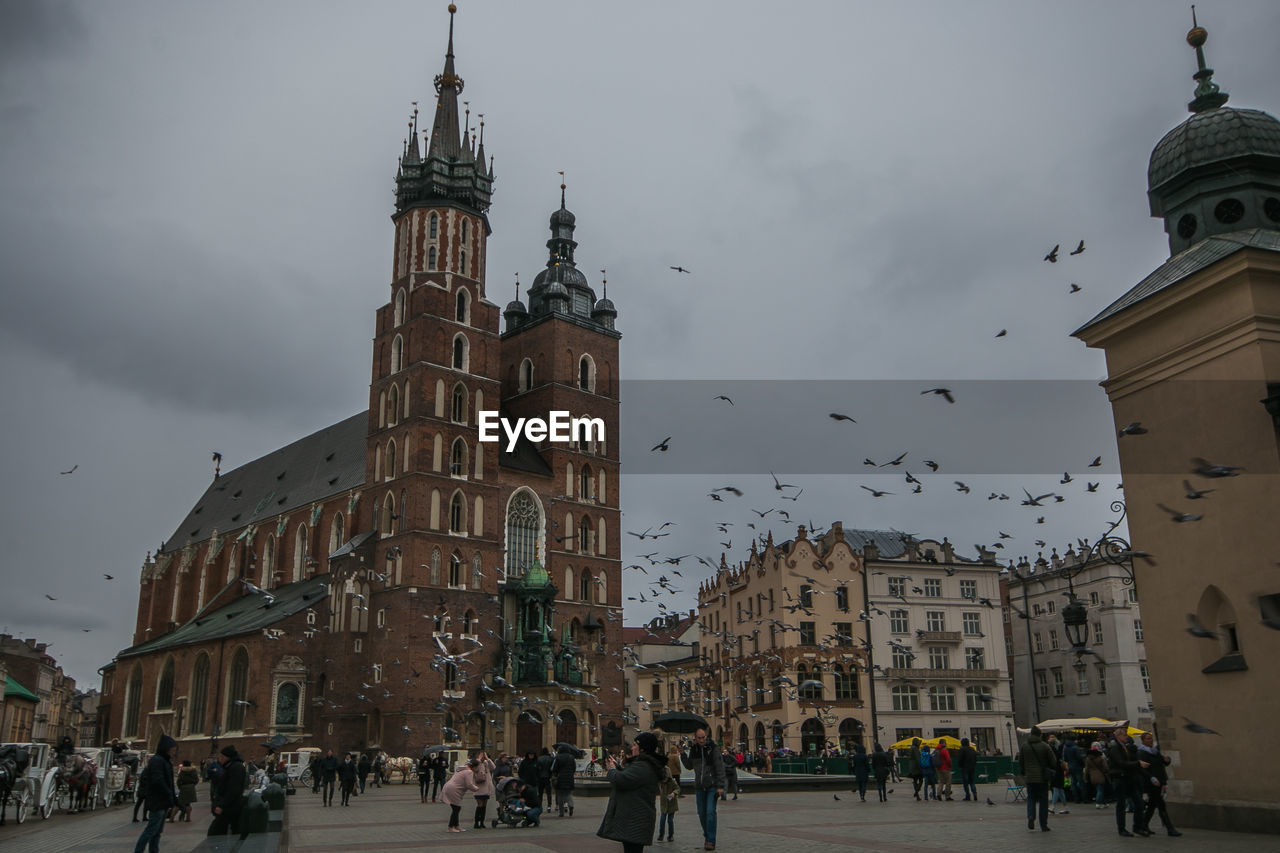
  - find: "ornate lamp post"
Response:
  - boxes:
[1063,501,1137,655]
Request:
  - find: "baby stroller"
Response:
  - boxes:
[490,777,536,828]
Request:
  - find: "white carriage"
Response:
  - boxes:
[278,748,321,786]
[1,742,59,821]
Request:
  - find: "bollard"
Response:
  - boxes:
[240,791,270,835]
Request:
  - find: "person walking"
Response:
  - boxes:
[720,747,738,800]
[956,737,979,802]
[1085,745,1109,808]
[657,759,680,842]
[1063,735,1085,804]
[536,747,555,809]
[919,744,938,800]
[1107,727,1152,837]
[871,743,891,802]
[373,752,386,787]
[309,752,322,794]
[935,740,953,801]
[850,744,870,801]
[357,753,372,794]
[431,752,448,803]
[680,728,726,851]
[889,746,902,783]
[597,733,668,853]
[1137,733,1180,837]
[207,745,247,838]
[132,734,184,853]
[472,751,495,829]
[319,749,339,806]
[440,756,480,832]
[174,760,199,822]
[519,750,540,790]
[418,753,434,802]
[1045,734,1069,814]
[338,754,358,806]
[553,743,577,817]
[907,738,924,800]
[1017,726,1055,832]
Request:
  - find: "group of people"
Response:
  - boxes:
[130,739,249,853]
[1018,725,1180,837]
[428,744,580,831]
[306,749,368,807]
[903,737,981,802]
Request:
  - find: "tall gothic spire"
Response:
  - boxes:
[428,4,464,158]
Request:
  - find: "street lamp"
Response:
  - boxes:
[1059,501,1137,655]
[1062,595,1090,651]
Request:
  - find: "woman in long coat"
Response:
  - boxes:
[850,744,871,801]
[870,744,892,802]
[471,752,495,829]
[598,733,668,853]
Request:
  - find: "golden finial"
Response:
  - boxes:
[448,4,457,13]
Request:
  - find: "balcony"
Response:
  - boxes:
[885,668,1000,680]
[918,631,962,643]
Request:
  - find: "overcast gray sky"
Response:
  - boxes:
[2,1,1277,687]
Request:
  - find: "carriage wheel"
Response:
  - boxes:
[40,795,53,820]
[54,785,68,813]
[15,788,30,824]
[300,769,311,786]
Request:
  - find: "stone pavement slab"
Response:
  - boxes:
[282,781,1278,853]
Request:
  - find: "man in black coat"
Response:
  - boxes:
[132,734,184,853]
[338,754,358,806]
[536,747,555,809]
[207,745,246,838]
[356,753,372,793]
[319,749,339,806]
[552,745,577,817]
[418,754,433,802]
[431,753,448,802]
[1107,727,1152,837]
[956,737,979,801]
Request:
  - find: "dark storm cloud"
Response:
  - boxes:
[0,0,86,68]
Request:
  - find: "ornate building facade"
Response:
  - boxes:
[99,7,624,761]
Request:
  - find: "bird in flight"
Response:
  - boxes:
[1182,480,1214,500]
[880,452,908,467]
[1182,717,1221,735]
[995,329,1007,338]
[1069,283,1082,293]
[1044,244,1060,263]
[1157,503,1202,523]
[1021,489,1054,506]
[669,266,691,274]
[921,388,955,404]
[1070,239,1085,255]
[650,437,671,452]
[860,485,892,498]
[1118,422,1148,437]
[771,472,796,491]
[103,574,115,580]
[1185,614,1219,639]
[1191,457,1243,478]
[829,412,856,423]
[1086,482,1099,492]
[923,460,939,471]
[1088,456,1102,467]
[60,464,78,475]
[954,481,970,494]
[45,594,57,601]
[713,395,734,405]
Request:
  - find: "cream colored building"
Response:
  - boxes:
[1073,20,1280,833]
[864,535,1014,754]
[622,612,699,733]
[696,524,873,754]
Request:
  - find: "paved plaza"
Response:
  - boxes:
[3,781,1277,853]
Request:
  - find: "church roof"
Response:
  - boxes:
[161,413,367,553]
[1073,228,1280,336]
[4,675,38,703]
[117,576,329,659]
[1148,107,1280,192]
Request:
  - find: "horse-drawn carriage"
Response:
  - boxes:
[0,742,59,823]
[277,748,321,786]
[102,747,147,806]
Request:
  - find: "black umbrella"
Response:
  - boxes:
[421,745,448,755]
[553,743,585,758]
[652,712,709,735]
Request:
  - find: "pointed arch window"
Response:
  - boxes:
[456,289,470,324]
[580,516,593,555]
[385,440,397,480]
[580,464,593,500]
[450,437,467,477]
[293,523,309,582]
[451,383,467,423]
[449,552,463,587]
[387,383,400,425]
[329,513,345,557]
[452,334,469,372]
[449,492,466,534]
[226,647,250,731]
[505,490,542,577]
[579,354,595,392]
[472,552,483,588]
[460,249,467,275]
[460,218,469,243]
[430,547,442,586]
[189,653,210,735]
[428,246,437,270]
[262,535,275,588]
[580,569,592,603]
[156,657,175,710]
[429,213,438,239]
[520,359,534,392]
[390,335,404,374]
[394,288,406,326]
[463,609,477,635]
[123,664,142,737]
[382,493,396,535]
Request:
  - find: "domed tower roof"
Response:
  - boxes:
[519,183,618,334]
[1145,17,1280,255]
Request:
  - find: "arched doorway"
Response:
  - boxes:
[556,709,578,746]
[771,719,785,751]
[839,718,864,752]
[800,718,825,755]
[754,722,766,752]
[737,724,749,750]
[517,710,543,756]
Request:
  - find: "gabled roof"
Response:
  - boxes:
[4,675,38,703]
[162,413,366,552]
[118,577,329,659]
[1073,229,1280,337]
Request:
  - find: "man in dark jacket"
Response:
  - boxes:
[907,738,923,799]
[1107,727,1152,837]
[680,729,726,851]
[1138,732,1180,836]
[338,754,358,806]
[207,745,247,838]
[535,747,555,809]
[553,744,577,817]
[308,752,322,793]
[418,753,434,802]
[319,749,339,806]
[1017,726,1055,832]
[132,734,183,853]
[55,735,76,766]
[1062,735,1085,804]
[956,737,979,801]
[357,753,372,793]
[431,753,448,802]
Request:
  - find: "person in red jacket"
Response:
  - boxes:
[934,740,954,801]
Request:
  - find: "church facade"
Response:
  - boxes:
[98,7,625,761]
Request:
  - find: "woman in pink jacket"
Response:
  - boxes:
[471,752,496,829]
[441,758,480,832]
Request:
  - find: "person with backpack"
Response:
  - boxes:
[918,744,938,800]
[1017,726,1056,832]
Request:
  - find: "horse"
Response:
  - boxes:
[384,755,415,783]
[55,754,97,814]
[0,745,30,826]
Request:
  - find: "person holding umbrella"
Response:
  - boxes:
[597,733,668,853]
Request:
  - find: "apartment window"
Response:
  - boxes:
[834,666,857,701]
[960,579,977,600]
[1036,670,1048,699]
[1089,591,1100,605]
[924,578,942,598]
[1077,668,1090,694]
[1005,637,1013,659]
[891,685,919,711]
[834,622,853,645]
[1047,600,1056,614]
[736,602,742,623]
[799,622,815,645]
[965,686,989,711]
[769,589,774,612]
[962,612,981,636]
[799,585,813,608]
[888,577,906,597]
[926,611,946,632]
[965,647,985,670]
[1049,630,1059,651]
[1033,603,1044,616]
[1093,622,1104,646]
[1034,632,1044,653]
[896,727,923,744]
[929,685,956,711]
[799,669,822,701]
[928,647,949,669]
[891,649,913,669]
[890,610,909,634]
[835,587,849,611]
[1097,664,1107,694]
[1140,664,1151,692]
[1052,668,1065,696]
[1134,619,1144,641]
[1128,589,1139,603]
